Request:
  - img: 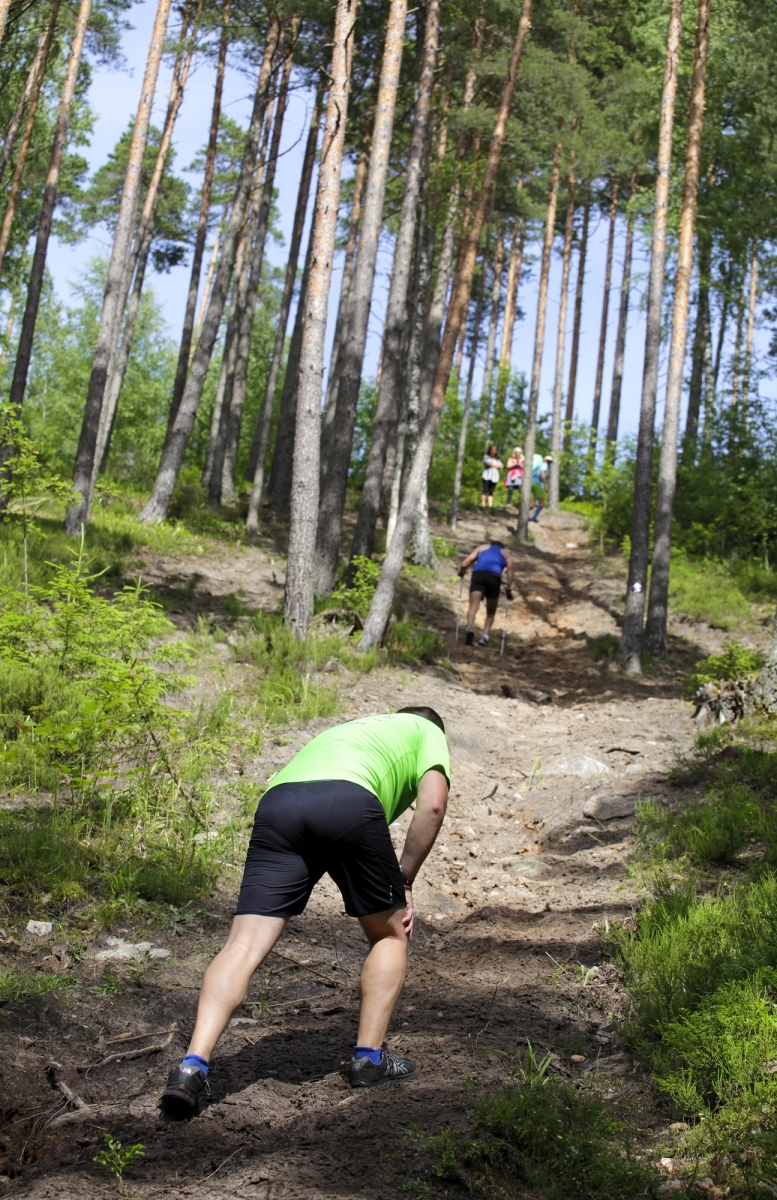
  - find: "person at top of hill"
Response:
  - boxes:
[504,447,524,507]
[458,540,514,647]
[530,453,553,522]
[159,708,450,1115]
[480,445,503,508]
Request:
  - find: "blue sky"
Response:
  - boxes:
[44,0,772,446]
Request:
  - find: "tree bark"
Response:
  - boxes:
[348,0,440,564]
[220,28,296,504]
[168,1,230,430]
[480,219,505,435]
[549,172,575,509]
[321,84,376,428]
[494,212,526,414]
[245,78,324,533]
[606,177,636,454]
[450,249,488,530]
[563,190,589,449]
[517,141,561,542]
[0,30,53,279]
[96,4,201,475]
[0,0,61,185]
[314,0,408,597]
[713,283,728,395]
[682,228,710,458]
[284,0,357,634]
[66,0,173,533]
[138,18,280,525]
[0,0,11,48]
[645,0,710,657]
[731,254,747,405]
[360,0,534,650]
[742,239,758,406]
[588,179,619,452]
[619,0,683,673]
[2,0,92,461]
[754,606,777,714]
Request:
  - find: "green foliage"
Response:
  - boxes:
[0,967,77,1003]
[233,612,341,725]
[420,1069,653,1200]
[332,556,382,619]
[588,633,620,661]
[384,619,445,666]
[94,1133,145,1195]
[668,553,756,630]
[688,640,764,694]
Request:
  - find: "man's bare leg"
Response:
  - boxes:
[187,914,287,1061]
[465,589,482,632]
[356,907,408,1048]
[482,595,499,636]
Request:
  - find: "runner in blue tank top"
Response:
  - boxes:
[458,540,514,647]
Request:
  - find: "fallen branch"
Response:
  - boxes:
[105,1024,177,1046]
[46,1103,126,1129]
[268,951,342,987]
[85,1026,176,1070]
[44,1062,92,1129]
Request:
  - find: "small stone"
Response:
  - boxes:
[570,1055,587,1064]
[669,1122,690,1133]
[660,1158,674,1169]
[583,796,635,821]
[26,920,53,937]
[229,1017,258,1027]
[546,754,608,780]
[149,948,171,960]
[657,1182,684,1195]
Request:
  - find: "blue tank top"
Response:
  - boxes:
[474,543,506,576]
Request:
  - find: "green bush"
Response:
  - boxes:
[687,640,764,695]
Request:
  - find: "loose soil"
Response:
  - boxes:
[1,508,727,1198]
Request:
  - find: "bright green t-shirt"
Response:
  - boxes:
[267,713,451,825]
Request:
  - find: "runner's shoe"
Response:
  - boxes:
[479,633,490,646]
[159,1063,210,1117]
[464,628,474,646]
[347,1051,418,1090]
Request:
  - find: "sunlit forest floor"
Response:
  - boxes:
[1,503,774,1198]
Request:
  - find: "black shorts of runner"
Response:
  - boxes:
[235,780,406,918]
[470,569,502,601]
[481,479,496,496]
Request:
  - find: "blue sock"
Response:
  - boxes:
[182,1054,209,1076]
[353,1045,382,1065]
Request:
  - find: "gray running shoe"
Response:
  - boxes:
[464,628,474,646]
[347,1051,418,1090]
[159,1063,210,1117]
[478,633,490,646]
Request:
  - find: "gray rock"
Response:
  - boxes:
[26,920,53,937]
[545,753,608,780]
[506,858,551,880]
[583,795,636,821]
[95,938,170,963]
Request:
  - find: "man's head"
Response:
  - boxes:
[396,706,445,734]
[544,455,554,464]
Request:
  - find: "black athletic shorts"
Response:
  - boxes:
[482,479,496,496]
[235,780,406,918]
[470,569,501,601]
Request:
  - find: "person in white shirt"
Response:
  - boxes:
[480,445,503,508]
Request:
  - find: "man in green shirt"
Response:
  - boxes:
[160,707,450,1114]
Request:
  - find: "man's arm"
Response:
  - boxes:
[459,543,488,575]
[503,549,514,594]
[397,769,449,938]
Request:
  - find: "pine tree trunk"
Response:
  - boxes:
[517,141,561,542]
[480,219,505,435]
[314,0,408,598]
[348,0,440,564]
[321,85,376,428]
[221,29,296,505]
[494,212,526,413]
[2,0,92,463]
[245,79,324,533]
[406,217,437,570]
[644,0,710,657]
[742,240,758,406]
[0,0,11,48]
[0,45,50,277]
[66,0,173,533]
[138,19,280,525]
[731,255,747,405]
[284,0,357,634]
[168,1,229,430]
[360,0,533,650]
[450,249,488,530]
[713,286,728,395]
[266,231,313,511]
[549,172,575,509]
[588,179,619,454]
[563,191,589,449]
[96,6,200,475]
[619,0,683,673]
[754,607,777,714]
[201,224,250,492]
[606,177,636,453]
[682,228,710,458]
[0,0,61,184]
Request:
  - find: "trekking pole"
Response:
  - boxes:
[500,596,511,657]
[455,574,465,641]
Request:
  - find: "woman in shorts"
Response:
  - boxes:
[481,445,503,508]
[504,446,523,507]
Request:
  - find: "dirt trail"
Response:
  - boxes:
[4,510,705,1198]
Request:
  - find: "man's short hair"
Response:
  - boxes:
[396,706,445,734]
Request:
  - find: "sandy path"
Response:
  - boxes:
[6,510,699,1198]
